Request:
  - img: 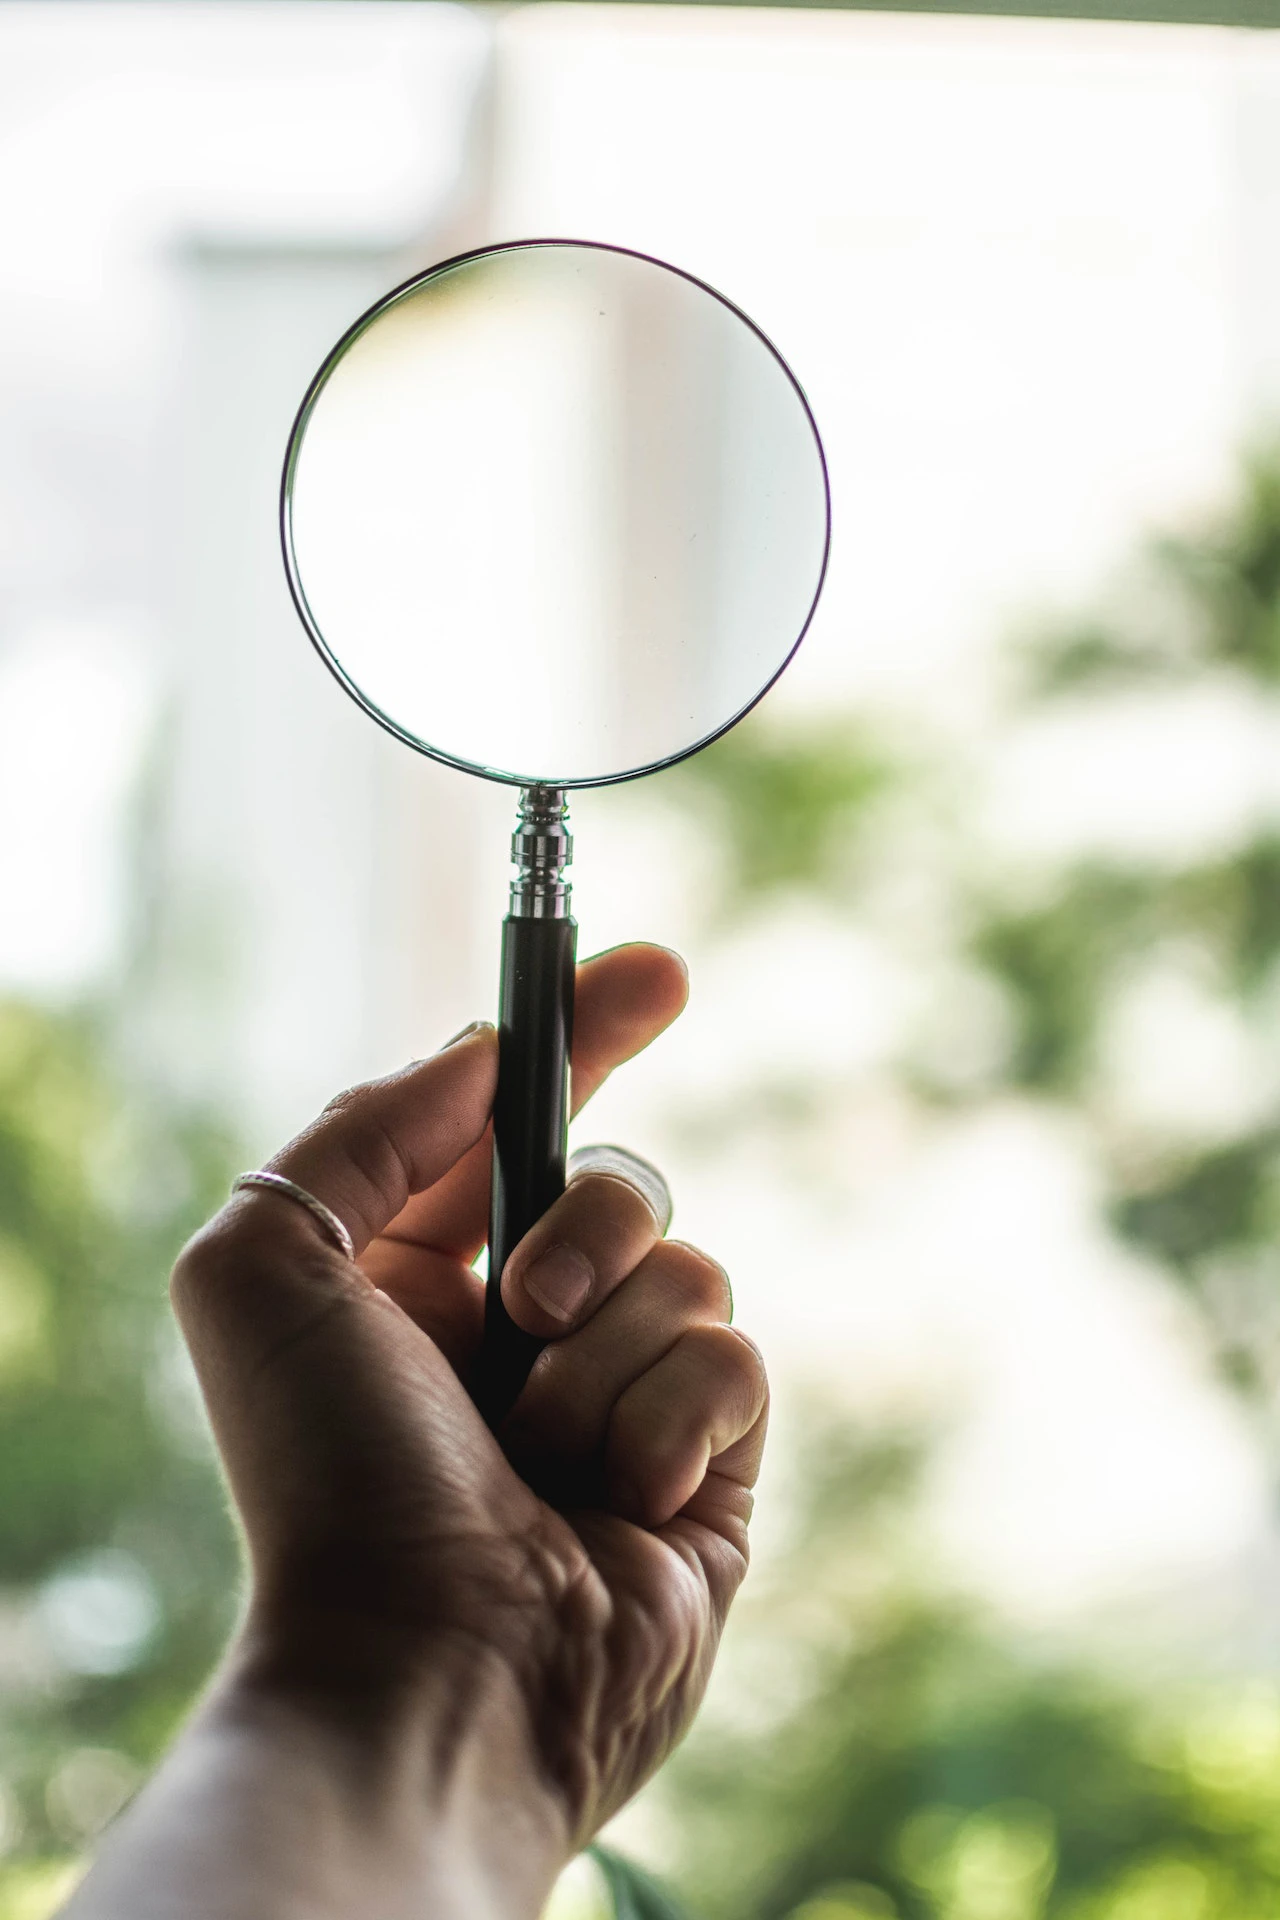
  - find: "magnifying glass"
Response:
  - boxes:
[281,238,830,1423]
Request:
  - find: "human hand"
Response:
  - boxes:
[162,943,766,1916]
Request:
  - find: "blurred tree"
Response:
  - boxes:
[0,999,236,1906]
[663,447,1280,1426]
[669,720,892,908]
[666,1418,1280,1920]
[642,447,1280,1919]
[983,454,1280,1429]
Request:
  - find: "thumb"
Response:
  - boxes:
[262,1023,498,1255]
[170,1023,498,1396]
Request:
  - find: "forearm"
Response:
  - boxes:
[61,1649,567,1920]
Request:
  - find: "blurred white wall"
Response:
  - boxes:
[0,1,500,1142]
[1235,50,1280,424]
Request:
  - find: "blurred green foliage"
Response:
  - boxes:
[667,719,892,905]
[651,448,1280,1917]
[666,1421,1280,1920]
[0,1002,236,1903]
[988,462,1280,1418]
[671,450,1280,1416]
[1018,452,1280,693]
[590,1845,691,1920]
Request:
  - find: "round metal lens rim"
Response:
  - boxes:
[280,235,833,790]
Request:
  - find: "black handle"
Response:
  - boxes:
[475,912,578,1427]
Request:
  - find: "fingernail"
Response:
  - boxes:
[439,1020,491,1051]
[517,1244,594,1323]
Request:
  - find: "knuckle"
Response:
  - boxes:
[322,1114,388,1195]
[688,1321,768,1408]
[296,1109,402,1222]
[319,1081,372,1120]
[169,1201,329,1323]
[660,1241,733,1321]
[169,1210,238,1311]
[609,1398,657,1471]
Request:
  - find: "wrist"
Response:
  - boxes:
[218,1615,571,1920]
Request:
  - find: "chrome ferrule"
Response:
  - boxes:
[509,786,573,919]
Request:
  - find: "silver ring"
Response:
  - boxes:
[566,1145,672,1235]
[232,1171,355,1261]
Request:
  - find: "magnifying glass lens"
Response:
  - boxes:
[283,242,829,788]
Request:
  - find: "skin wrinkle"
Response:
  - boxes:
[379,1172,490,1253]
[251,1521,591,1761]
[362,1258,483,1377]
[242,1283,360,1388]
[174,1213,336,1315]
[590,1578,698,1824]
[311,1104,413,1245]
[529,1553,612,1824]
